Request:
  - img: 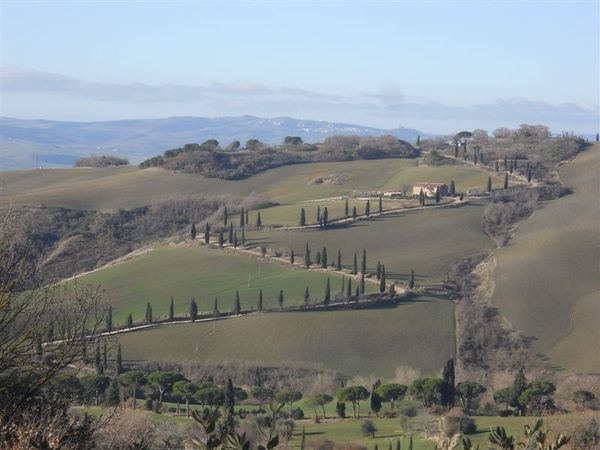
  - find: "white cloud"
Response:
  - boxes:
[1,67,597,133]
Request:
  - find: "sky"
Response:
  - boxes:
[1,1,599,134]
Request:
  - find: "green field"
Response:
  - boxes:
[118,295,455,377]
[76,243,376,324]
[1,158,499,211]
[492,145,600,372]
[246,203,496,285]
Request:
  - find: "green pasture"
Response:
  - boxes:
[246,203,495,285]
[117,295,455,377]
[75,244,376,325]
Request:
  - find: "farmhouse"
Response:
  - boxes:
[412,182,448,198]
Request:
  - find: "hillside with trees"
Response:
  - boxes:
[139,135,419,179]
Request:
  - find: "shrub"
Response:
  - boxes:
[361,419,377,438]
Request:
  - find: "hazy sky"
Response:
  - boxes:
[1,1,598,133]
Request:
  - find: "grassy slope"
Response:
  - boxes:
[76,243,375,324]
[246,203,495,284]
[1,159,500,211]
[118,295,455,377]
[492,145,600,372]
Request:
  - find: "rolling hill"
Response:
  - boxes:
[491,144,600,372]
[0,115,429,169]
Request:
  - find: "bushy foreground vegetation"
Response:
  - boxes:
[139,135,419,179]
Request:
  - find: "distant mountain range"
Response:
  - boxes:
[0,115,431,170]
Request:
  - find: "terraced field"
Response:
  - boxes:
[0,158,500,211]
[118,295,455,377]
[492,145,600,372]
[246,202,496,284]
[75,243,376,324]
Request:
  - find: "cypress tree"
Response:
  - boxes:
[365,200,370,217]
[361,249,367,274]
[321,247,328,268]
[513,156,518,171]
[127,313,133,329]
[408,435,413,450]
[344,199,349,217]
[487,176,492,192]
[103,341,108,368]
[116,343,123,375]
[204,223,210,244]
[256,211,262,227]
[316,206,321,223]
[225,378,235,415]
[190,223,196,240]
[304,243,311,268]
[378,196,383,214]
[379,265,386,293]
[223,206,228,226]
[229,222,234,244]
[169,296,174,321]
[355,286,359,297]
[304,286,310,305]
[324,278,331,305]
[189,298,198,322]
[504,156,508,171]
[347,278,352,298]
[233,231,238,248]
[449,180,456,196]
[322,207,328,227]
[145,302,152,324]
[527,168,532,183]
[409,269,415,290]
[316,251,321,266]
[240,208,245,227]
[353,253,358,275]
[459,192,464,201]
[241,228,246,246]
[495,160,499,171]
[441,357,455,407]
[106,378,120,406]
[473,149,478,164]
[290,249,295,264]
[504,172,509,190]
[340,276,345,293]
[213,298,219,318]
[95,343,103,374]
[278,290,284,309]
[480,151,485,165]
[417,135,420,145]
[360,273,365,294]
[370,386,382,416]
[234,291,241,314]
[300,208,306,226]
[352,206,357,219]
[376,261,381,279]
[509,159,514,174]
[435,187,441,204]
[219,229,224,247]
[419,188,425,206]
[106,305,113,332]
[596,132,599,142]
[336,249,342,270]
[258,290,263,311]
[454,142,459,158]
[245,209,249,225]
